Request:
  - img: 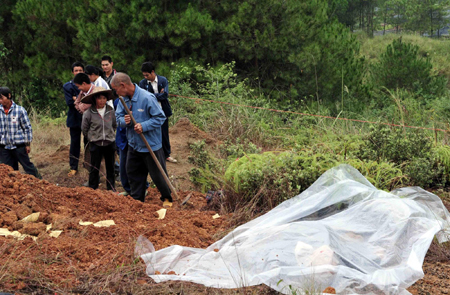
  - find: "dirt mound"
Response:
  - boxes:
[33,143,88,188]
[164,117,219,191]
[0,164,226,290]
[171,117,217,144]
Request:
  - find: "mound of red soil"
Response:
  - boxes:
[168,117,220,190]
[170,117,217,145]
[0,164,225,289]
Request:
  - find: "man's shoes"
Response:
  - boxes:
[84,176,100,187]
[166,156,177,163]
[68,170,77,177]
[163,198,173,207]
[121,191,146,198]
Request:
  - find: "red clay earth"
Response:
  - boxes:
[0,163,228,291]
[1,118,450,294]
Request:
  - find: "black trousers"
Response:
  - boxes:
[126,146,172,202]
[0,145,41,178]
[88,143,116,191]
[161,118,171,158]
[69,127,81,170]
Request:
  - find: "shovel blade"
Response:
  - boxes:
[181,193,193,205]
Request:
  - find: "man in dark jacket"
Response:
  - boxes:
[63,62,84,176]
[138,62,176,163]
[101,55,116,88]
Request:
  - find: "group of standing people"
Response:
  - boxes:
[63,56,175,203]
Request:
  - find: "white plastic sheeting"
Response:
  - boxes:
[136,164,450,294]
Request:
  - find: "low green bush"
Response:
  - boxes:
[345,158,405,190]
[224,151,338,202]
[223,150,409,205]
[219,138,262,159]
[187,140,215,169]
[358,125,448,188]
[187,140,224,192]
[404,157,446,188]
[358,125,432,163]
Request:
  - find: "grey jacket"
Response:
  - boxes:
[82,104,116,146]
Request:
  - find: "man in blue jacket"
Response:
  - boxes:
[138,62,176,163]
[112,73,172,203]
[63,62,84,177]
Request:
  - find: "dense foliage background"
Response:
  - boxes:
[1,0,366,113]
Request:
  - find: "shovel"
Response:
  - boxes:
[181,193,193,206]
[118,96,179,201]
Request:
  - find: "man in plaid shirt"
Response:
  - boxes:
[0,87,41,178]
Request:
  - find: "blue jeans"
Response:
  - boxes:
[69,127,81,170]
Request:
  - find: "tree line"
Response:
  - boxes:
[0,0,364,114]
[332,0,450,36]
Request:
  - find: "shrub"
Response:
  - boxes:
[223,149,410,208]
[358,125,448,188]
[358,125,432,163]
[219,138,262,159]
[404,157,446,188]
[371,37,447,96]
[345,158,405,190]
[224,151,339,203]
[187,140,225,192]
[187,140,215,169]
[434,145,450,172]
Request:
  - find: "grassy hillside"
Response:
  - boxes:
[358,33,450,83]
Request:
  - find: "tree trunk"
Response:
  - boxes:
[371,5,374,37]
[430,9,433,37]
[359,1,363,29]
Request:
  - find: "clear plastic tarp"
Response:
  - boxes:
[136,164,450,294]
